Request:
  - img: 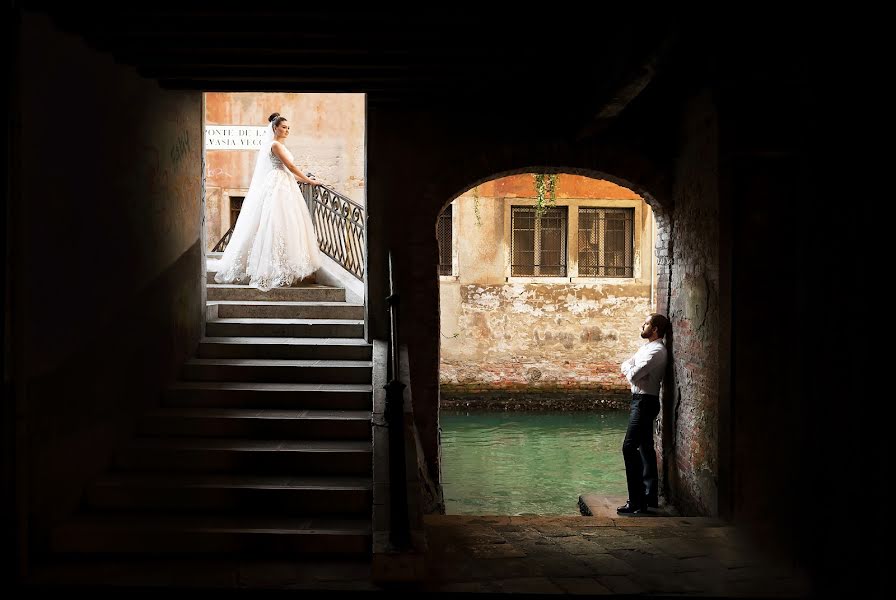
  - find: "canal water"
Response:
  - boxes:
[440,410,630,515]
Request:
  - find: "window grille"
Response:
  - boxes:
[437,204,453,276]
[578,207,634,277]
[511,206,568,277]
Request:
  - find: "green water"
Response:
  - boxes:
[440,410,630,515]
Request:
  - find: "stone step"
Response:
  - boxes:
[197,337,372,361]
[206,271,317,285]
[206,318,363,339]
[207,284,345,302]
[51,515,371,555]
[87,473,372,515]
[114,438,371,475]
[164,382,371,410]
[139,408,370,440]
[212,301,364,320]
[181,358,372,384]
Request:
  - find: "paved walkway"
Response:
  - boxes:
[421,513,809,596]
[24,506,812,596]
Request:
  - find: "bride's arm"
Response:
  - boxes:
[271,142,319,185]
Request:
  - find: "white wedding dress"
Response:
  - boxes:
[211,137,322,291]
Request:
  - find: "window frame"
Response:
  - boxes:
[222,188,250,232]
[509,205,569,278]
[436,200,459,280]
[503,197,645,283]
[577,206,635,278]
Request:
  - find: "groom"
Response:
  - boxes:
[617,313,669,515]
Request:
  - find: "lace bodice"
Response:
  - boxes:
[270,144,291,172]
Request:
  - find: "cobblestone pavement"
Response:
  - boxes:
[23,514,811,597]
[422,514,811,597]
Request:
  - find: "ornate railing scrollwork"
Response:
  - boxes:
[211,182,366,282]
[299,182,365,280]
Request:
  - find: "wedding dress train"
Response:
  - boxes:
[210,141,321,292]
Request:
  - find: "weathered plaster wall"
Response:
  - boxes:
[13,13,204,553]
[439,175,655,398]
[440,282,651,395]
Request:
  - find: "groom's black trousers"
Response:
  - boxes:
[622,393,660,508]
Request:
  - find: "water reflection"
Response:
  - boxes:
[441,410,630,515]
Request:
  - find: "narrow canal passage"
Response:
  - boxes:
[441,410,630,515]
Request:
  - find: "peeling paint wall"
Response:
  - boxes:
[441,282,652,394]
[203,93,365,250]
[439,174,657,398]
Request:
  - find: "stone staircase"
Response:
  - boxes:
[51,259,373,557]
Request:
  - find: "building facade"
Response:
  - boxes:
[438,174,657,405]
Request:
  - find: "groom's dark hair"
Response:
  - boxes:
[649,313,670,338]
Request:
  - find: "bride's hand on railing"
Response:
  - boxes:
[303,171,326,187]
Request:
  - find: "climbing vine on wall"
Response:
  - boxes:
[472,184,482,226]
[534,173,558,217]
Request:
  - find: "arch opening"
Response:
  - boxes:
[435,170,671,516]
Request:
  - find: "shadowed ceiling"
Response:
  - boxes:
[28,5,697,140]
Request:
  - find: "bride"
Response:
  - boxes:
[211,112,323,291]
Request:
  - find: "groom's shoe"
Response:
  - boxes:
[645,495,659,509]
[616,501,649,515]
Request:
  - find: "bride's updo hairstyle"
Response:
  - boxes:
[269,112,287,130]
